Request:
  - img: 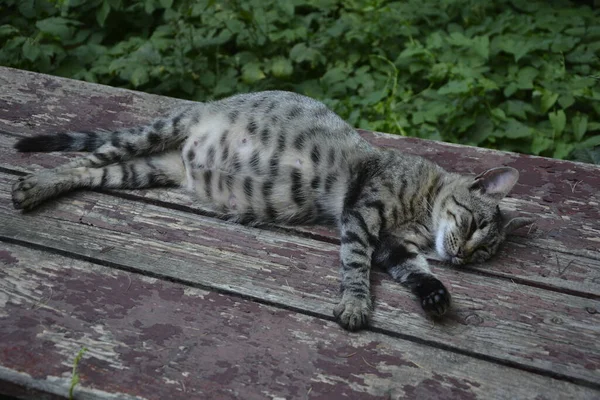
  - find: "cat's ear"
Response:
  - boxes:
[470,167,519,201]
[504,216,535,234]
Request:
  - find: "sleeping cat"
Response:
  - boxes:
[11,90,532,331]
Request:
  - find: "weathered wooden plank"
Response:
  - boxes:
[1,135,599,300]
[0,174,598,387]
[0,67,184,136]
[0,366,141,400]
[1,242,598,400]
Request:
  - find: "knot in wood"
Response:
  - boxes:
[464,313,484,326]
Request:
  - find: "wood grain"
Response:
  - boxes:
[0,173,598,387]
[1,242,597,400]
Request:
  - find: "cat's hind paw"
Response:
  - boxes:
[333,295,371,331]
[12,173,55,210]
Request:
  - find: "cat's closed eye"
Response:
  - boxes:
[467,218,477,239]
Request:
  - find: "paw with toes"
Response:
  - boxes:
[333,294,372,331]
[12,174,56,210]
[418,278,451,317]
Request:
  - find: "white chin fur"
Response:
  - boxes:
[435,221,449,260]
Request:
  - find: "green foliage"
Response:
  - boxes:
[69,346,87,400]
[1,0,599,161]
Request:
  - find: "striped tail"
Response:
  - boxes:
[14,105,198,172]
[14,131,113,153]
[14,103,198,155]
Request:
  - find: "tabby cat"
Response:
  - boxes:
[12,91,532,331]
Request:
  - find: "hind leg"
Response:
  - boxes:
[50,137,171,173]
[12,151,185,210]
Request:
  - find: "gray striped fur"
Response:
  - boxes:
[12,90,532,331]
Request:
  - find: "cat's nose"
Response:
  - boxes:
[456,247,466,258]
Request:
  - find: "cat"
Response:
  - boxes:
[11,90,533,331]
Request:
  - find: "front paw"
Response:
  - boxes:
[419,279,451,316]
[333,294,371,331]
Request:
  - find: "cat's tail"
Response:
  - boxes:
[14,105,199,171]
[15,130,117,152]
[14,104,197,154]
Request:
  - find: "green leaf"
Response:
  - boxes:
[241,63,265,84]
[495,35,531,62]
[479,78,499,91]
[322,66,348,85]
[0,25,19,38]
[572,114,588,142]
[130,66,149,87]
[438,80,470,95]
[22,40,40,62]
[160,0,174,8]
[501,119,532,138]
[531,135,553,155]
[557,94,575,109]
[18,0,36,18]
[364,89,387,105]
[271,57,293,78]
[96,1,111,27]
[553,142,574,160]
[578,135,600,149]
[144,0,156,14]
[279,2,294,16]
[490,108,507,121]
[517,67,538,89]
[428,63,449,81]
[289,43,322,64]
[503,83,518,98]
[548,110,566,137]
[566,45,597,64]
[447,32,471,47]
[550,35,580,53]
[214,68,238,96]
[36,18,78,40]
[472,36,489,60]
[539,90,559,113]
[504,100,535,119]
[426,32,443,49]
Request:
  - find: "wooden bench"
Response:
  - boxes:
[0,66,598,399]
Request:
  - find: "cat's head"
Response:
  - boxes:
[433,167,533,265]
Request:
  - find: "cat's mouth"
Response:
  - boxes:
[434,248,465,265]
[435,224,468,265]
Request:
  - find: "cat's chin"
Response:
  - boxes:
[426,245,461,265]
[423,249,453,264]
[434,222,450,261]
